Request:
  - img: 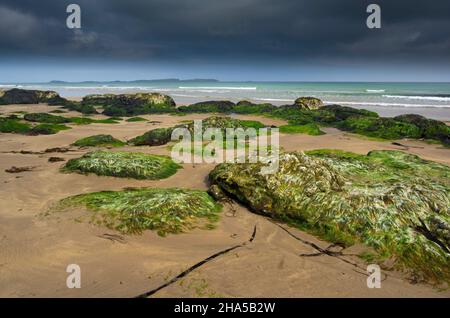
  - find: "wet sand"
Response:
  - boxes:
[0,104,449,297]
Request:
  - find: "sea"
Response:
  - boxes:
[2,80,450,120]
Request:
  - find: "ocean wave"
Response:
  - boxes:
[57,86,156,90]
[170,93,203,98]
[325,100,450,108]
[383,95,450,102]
[252,97,292,102]
[178,86,257,90]
[366,89,385,93]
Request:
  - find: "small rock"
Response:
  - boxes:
[48,157,65,162]
[45,147,70,153]
[5,166,34,173]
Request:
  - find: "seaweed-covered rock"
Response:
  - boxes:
[279,123,324,135]
[129,116,267,147]
[0,88,67,105]
[72,134,125,147]
[126,116,147,122]
[62,101,98,114]
[28,124,71,135]
[0,117,31,134]
[232,100,276,114]
[185,116,266,132]
[270,105,315,124]
[82,93,176,116]
[24,113,70,124]
[209,150,450,282]
[178,100,235,113]
[207,184,227,201]
[57,188,222,235]
[318,105,379,122]
[339,116,421,139]
[62,151,181,180]
[394,114,450,146]
[294,97,323,110]
[0,117,70,135]
[128,127,174,146]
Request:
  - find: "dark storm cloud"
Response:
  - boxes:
[0,0,449,65]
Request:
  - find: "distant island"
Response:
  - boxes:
[48,79,220,84]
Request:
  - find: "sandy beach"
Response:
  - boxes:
[0,102,449,298]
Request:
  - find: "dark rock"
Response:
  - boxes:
[5,166,35,173]
[128,128,174,146]
[48,157,65,162]
[82,93,176,116]
[394,114,450,146]
[319,104,378,121]
[45,147,71,153]
[207,184,227,201]
[338,116,422,139]
[0,88,67,105]
[178,100,235,113]
[232,100,276,114]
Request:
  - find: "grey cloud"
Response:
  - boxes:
[0,0,449,67]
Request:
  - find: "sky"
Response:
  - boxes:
[0,0,449,82]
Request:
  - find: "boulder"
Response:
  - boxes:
[178,100,235,113]
[233,100,276,114]
[128,127,174,146]
[394,114,450,146]
[294,97,323,110]
[0,88,67,105]
[81,93,176,116]
[209,150,450,282]
[318,104,378,121]
[338,116,421,140]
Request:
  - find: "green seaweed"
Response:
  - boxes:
[0,118,31,133]
[82,93,176,116]
[68,117,120,125]
[279,123,324,135]
[210,150,450,283]
[29,123,71,135]
[23,113,70,124]
[338,116,422,140]
[72,134,126,147]
[126,116,147,122]
[58,188,222,235]
[62,150,181,180]
[62,101,98,114]
[129,127,174,146]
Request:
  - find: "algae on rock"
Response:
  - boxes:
[72,135,125,147]
[62,151,181,179]
[209,150,450,283]
[129,116,268,147]
[81,93,176,116]
[58,188,222,235]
